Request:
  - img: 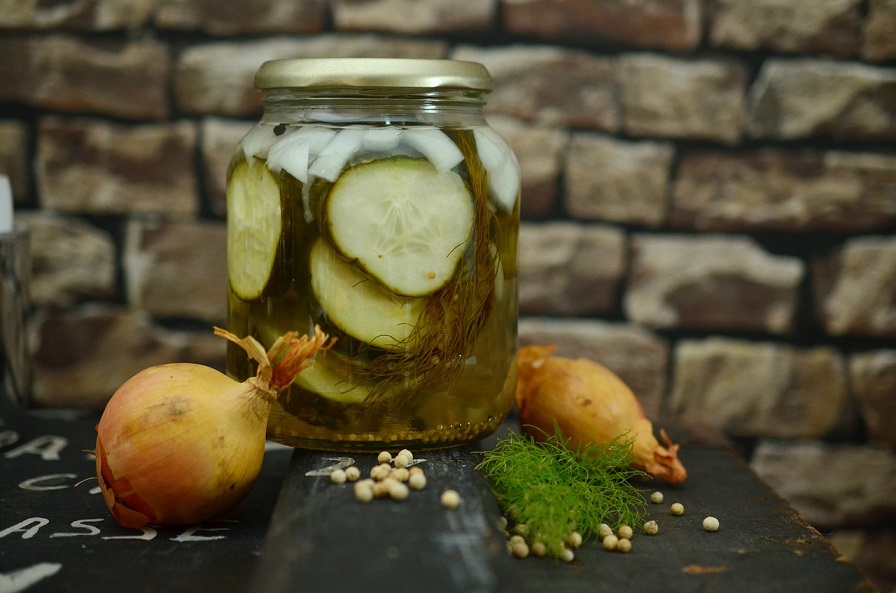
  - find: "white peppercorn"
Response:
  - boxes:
[441,489,461,509]
[602,535,619,551]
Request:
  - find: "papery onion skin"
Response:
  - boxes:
[515,344,687,483]
[95,327,331,528]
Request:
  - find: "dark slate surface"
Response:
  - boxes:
[251,440,877,593]
[1,389,878,593]
[250,447,524,593]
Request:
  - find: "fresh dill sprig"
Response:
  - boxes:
[476,426,649,558]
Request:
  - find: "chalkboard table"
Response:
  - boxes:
[0,392,877,593]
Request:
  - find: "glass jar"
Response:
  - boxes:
[225,58,519,451]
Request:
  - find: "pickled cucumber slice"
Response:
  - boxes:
[326,157,475,297]
[310,239,424,351]
[227,157,282,300]
[293,351,371,404]
[254,324,372,404]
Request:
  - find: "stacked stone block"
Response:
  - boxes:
[1,0,895,588]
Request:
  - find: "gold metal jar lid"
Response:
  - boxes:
[254,58,493,92]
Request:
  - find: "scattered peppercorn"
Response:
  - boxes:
[388,480,409,501]
[441,489,462,509]
[703,516,720,532]
[602,534,619,551]
[510,537,530,559]
[408,472,427,490]
[394,451,412,468]
[616,538,632,553]
[670,502,685,516]
[372,480,391,499]
[643,520,659,535]
[370,463,391,481]
[650,491,664,504]
[353,480,374,504]
[330,469,347,484]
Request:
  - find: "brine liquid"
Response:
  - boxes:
[226,125,519,451]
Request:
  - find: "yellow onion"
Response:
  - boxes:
[515,344,687,483]
[94,327,331,528]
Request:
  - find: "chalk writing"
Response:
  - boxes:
[50,518,103,538]
[0,562,62,593]
[0,429,17,447]
[102,526,157,541]
[0,517,235,542]
[0,518,49,540]
[18,473,79,491]
[170,521,236,542]
[4,435,68,461]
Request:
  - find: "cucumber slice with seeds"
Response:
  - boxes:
[293,351,371,405]
[326,156,475,297]
[310,238,424,351]
[227,157,282,300]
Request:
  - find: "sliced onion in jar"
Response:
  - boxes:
[473,127,520,213]
[400,127,465,173]
[240,124,279,161]
[309,128,367,182]
[362,127,403,152]
[268,126,337,182]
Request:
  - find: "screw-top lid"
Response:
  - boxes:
[254,58,493,92]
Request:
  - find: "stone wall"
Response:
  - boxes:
[1,0,894,588]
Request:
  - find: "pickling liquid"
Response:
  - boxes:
[226,124,519,451]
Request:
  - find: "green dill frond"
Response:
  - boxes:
[476,426,648,558]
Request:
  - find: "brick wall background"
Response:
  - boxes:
[1,0,894,588]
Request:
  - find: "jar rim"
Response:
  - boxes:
[254,58,493,92]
